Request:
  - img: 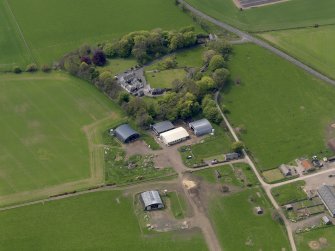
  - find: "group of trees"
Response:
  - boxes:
[103,26,201,64]
[12,63,51,74]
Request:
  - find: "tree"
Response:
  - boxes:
[196,76,215,95]
[135,110,153,129]
[78,44,91,56]
[13,66,22,74]
[41,64,51,72]
[92,50,106,66]
[162,56,177,69]
[202,49,217,64]
[25,63,38,72]
[207,39,232,57]
[231,141,244,153]
[177,92,200,119]
[118,92,130,105]
[80,55,92,65]
[208,55,225,72]
[212,68,230,89]
[103,43,118,58]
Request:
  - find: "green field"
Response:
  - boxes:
[271,181,307,205]
[0,73,122,201]
[2,0,201,68]
[0,191,208,250]
[185,0,335,32]
[209,188,290,250]
[222,43,335,170]
[260,25,335,79]
[167,191,187,219]
[295,227,335,251]
[146,69,186,89]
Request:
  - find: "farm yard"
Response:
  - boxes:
[0,190,208,251]
[1,0,202,68]
[0,73,122,205]
[185,0,335,32]
[260,25,335,79]
[222,43,335,170]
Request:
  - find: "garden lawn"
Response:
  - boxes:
[0,73,122,198]
[295,226,335,251]
[5,0,202,65]
[222,43,335,170]
[260,26,335,79]
[146,69,186,89]
[0,191,208,251]
[195,165,241,187]
[271,181,307,205]
[209,188,290,250]
[185,0,335,32]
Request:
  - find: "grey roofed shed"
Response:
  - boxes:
[279,164,292,176]
[152,121,175,135]
[189,119,213,136]
[140,190,164,211]
[114,124,139,143]
[318,185,335,217]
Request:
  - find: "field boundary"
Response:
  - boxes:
[3,0,36,64]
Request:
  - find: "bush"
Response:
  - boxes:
[13,66,22,74]
[41,64,51,72]
[92,50,107,66]
[26,63,38,72]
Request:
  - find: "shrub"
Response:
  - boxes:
[92,50,107,66]
[13,66,22,74]
[41,64,51,72]
[26,63,38,72]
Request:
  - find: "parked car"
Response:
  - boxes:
[211,159,218,165]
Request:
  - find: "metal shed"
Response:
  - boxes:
[140,190,164,211]
[189,119,213,136]
[318,185,335,217]
[114,124,139,143]
[152,121,175,135]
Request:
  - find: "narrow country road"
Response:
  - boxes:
[178,0,335,86]
[215,92,297,251]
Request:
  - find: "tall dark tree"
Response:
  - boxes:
[92,50,106,66]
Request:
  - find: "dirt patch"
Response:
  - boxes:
[308,238,328,250]
[183,179,197,189]
[331,124,335,129]
[328,138,335,152]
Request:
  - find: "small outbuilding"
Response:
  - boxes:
[140,190,164,211]
[255,206,263,215]
[301,159,315,173]
[279,164,292,176]
[322,215,331,225]
[224,152,239,161]
[114,124,139,143]
[284,204,293,211]
[189,119,213,136]
[151,121,175,135]
[160,127,189,146]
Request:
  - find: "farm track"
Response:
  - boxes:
[178,0,335,86]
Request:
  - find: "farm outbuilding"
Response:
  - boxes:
[140,190,164,211]
[160,127,189,146]
[224,153,239,161]
[151,121,175,135]
[279,164,292,176]
[189,119,213,136]
[114,124,139,143]
[255,206,263,215]
[318,185,335,217]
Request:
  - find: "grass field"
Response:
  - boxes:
[0,73,122,200]
[295,226,335,251]
[209,187,290,250]
[185,0,335,32]
[271,181,307,205]
[146,69,186,89]
[260,25,335,79]
[222,43,335,170]
[167,191,187,219]
[2,0,201,67]
[262,169,285,183]
[0,191,208,250]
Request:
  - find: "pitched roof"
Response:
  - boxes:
[140,190,163,207]
[152,121,174,134]
[301,160,313,170]
[318,185,335,215]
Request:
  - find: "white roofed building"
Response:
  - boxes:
[160,127,189,146]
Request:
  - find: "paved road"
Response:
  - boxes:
[178,0,335,86]
[215,92,297,251]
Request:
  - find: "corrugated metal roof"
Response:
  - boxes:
[189,119,213,136]
[141,190,163,207]
[114,124,139,142]
[160,127,189,145]
[152,121,174,134]
[318,185,335,215]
